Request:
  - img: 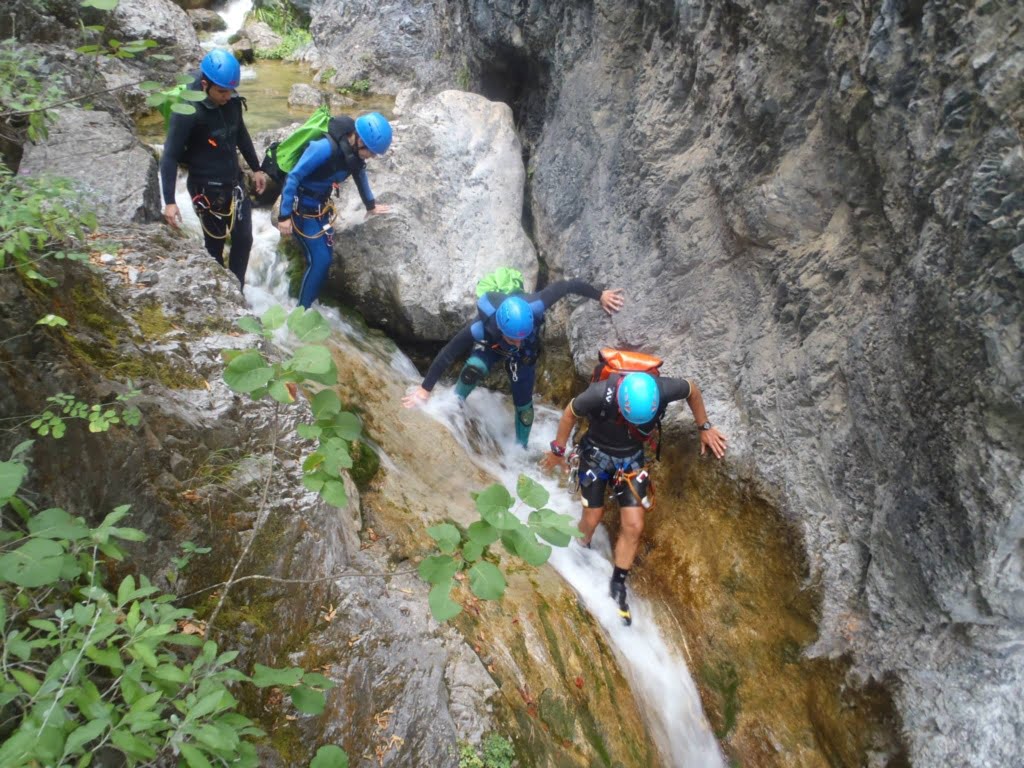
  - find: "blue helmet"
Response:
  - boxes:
[617,373,660,425]
[354,112,393,155]
[495,296,534,340]
[200,49,241,89]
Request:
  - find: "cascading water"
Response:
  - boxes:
[207,0,254,48]
[173,164,725,767]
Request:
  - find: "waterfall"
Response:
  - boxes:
[173,171,726,766]
[208,0,254,48]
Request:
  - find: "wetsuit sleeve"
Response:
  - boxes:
[352,166,375,210]
[278,138,333,220]
[237,118,260,173]
[660,377,692,405]
[569,381,607,418]
[421,326,476,391]
[160,111,195,205]
[533,279,603,309]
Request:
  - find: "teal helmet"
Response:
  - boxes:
[617,373,660,425]
[200,49,241,89]
[495,296,533,340]
[354,112,393,155]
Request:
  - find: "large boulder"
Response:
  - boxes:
[324,90,537,341]
[308,0,452,94]
[187,8,226,33]
[238,20,283,54]
[107,0,203,66]
[18,107,160,225]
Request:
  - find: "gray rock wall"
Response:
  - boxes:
[299,0,1024,762]
[446,1,1023,765]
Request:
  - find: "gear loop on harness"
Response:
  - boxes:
[290,199,338,240]
[191,183,241,241]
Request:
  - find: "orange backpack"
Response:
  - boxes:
[591,348,663,382]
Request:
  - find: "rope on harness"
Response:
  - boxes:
[191,186,241,241]
[290,199,338,240]
[614,466,654,510]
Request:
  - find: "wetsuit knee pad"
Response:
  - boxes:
[454,356,489,399]
[514,401,534,448]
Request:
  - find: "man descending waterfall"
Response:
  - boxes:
[276,113,393,309]
[160,49,269,289]
[541,371,727,625]
[402,281,625,448]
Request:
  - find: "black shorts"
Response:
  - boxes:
[577,443,651,509]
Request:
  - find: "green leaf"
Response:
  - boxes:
[36,314,68,327]
[311,744,349,768]
[501,529,551,566]
[178,89,210,103]
[428,580,462,622]
[289,345,332,375]
[320,479,348,508]
[296,423,322,440]
[179,743,214,768]
[426,523,461,555]
[251,664,304,688]
[223,351,274,394]
[268,378,296,404]
[193,722,239,752]
[11,669,40,695]
[418,555,459,585]
[260,304,287,330]
[310,389,341,418]
[516,474,550,509]
[0,538,66,587]
[466,521,500,546]
[0,459,27,499]
[475,484,518,530]
[330,411,362,440]
[27,507,89,540]
[236,316,262,335]
[64,718,108,755]
[468,561,506,600]
[301,672,334,689]
[81,0,118,9]
[109,729,157,760]
[462,540,484,562]
[287,307,331,342]
[117,575,136,607]
[290,684,327,715]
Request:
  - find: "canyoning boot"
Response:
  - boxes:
[610,579,632,626]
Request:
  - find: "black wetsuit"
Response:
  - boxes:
[160,76,261,287]
[571,376,691,507]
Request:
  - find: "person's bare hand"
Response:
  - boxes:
[402,386,430,408]
[253,171,269,195]
[539,452,568,473]
[277,218,293,237]
[700,427,728,459]
[600,289,625,315]
[164,204,182,229]
[369,203,392,215]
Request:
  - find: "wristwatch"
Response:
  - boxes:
[549,441,566,457]
[698,422,713,431]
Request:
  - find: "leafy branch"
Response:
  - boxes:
[420,475,581,621]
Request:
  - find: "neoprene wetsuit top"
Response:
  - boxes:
[421,279,604,391]
[278,116,375,219]
[571,376,691,456]
[160,77,260,206]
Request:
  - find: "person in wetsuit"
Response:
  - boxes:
[276,112,393,309]
[401,280,625,448]
[541,371,727,625]
[160,49,268,289]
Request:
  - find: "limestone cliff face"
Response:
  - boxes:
[443,1,1024,764]
[310,0,1023,763]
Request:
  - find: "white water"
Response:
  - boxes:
[208,0,254,48]
[174,162,724,768]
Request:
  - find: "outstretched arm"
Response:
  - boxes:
[401,326,476,408]
[534,279,624,315]
[540,402,579,472]
[685,382,727,459]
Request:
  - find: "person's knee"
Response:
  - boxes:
[455,356,488,398]
[619,514,644,540]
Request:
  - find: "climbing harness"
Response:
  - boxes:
[578,443,654,509]
[567,451,581,495]
[290,198,338,244]
[191,183,242,241]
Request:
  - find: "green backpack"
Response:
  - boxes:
[260,106,334,186]
[475,267,526,297]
